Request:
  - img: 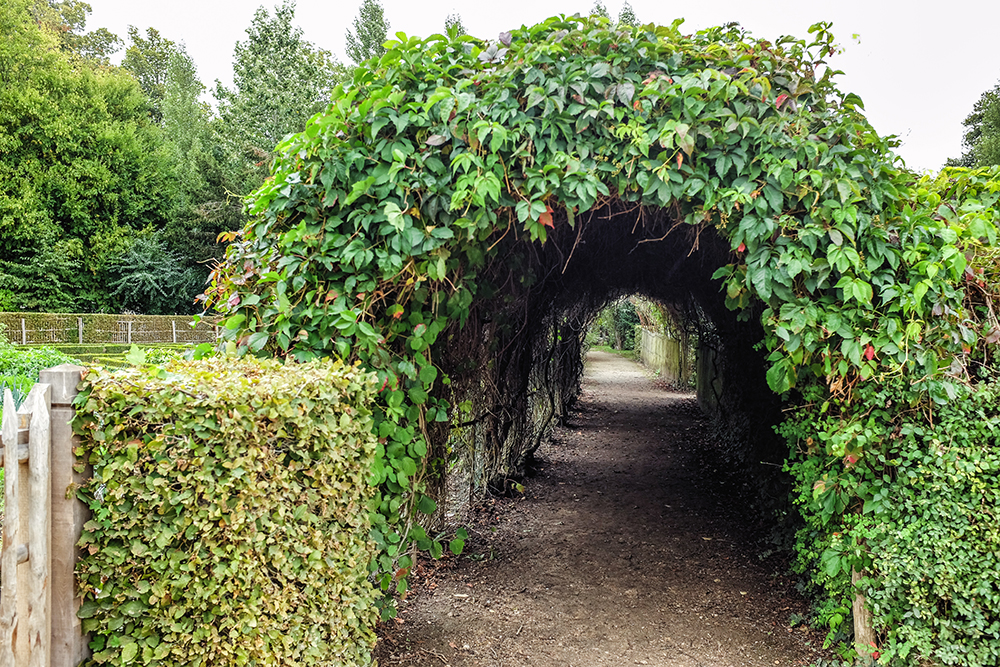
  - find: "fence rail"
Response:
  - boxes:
[0,365,89,667]
[0,312,220,346]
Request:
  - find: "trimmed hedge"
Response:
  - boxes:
[73,356,381,667]
[0,311,219,346]
[865,388,1000,666]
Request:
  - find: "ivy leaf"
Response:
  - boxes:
[384,202,407,232]
[616,82,635,105]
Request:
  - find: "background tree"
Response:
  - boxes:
[104,235,202,314]
[159,47,240,300]
[0,0,176,312]
[589,1,610,19]
[120,26,177,123]
[617,1,638,26]
[345,0,390,66]
[30,0,122,66]
[214,1,343,200]
[444,12,466,37]
[949,81,1000,168]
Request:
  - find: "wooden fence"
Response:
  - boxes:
[0,365,89,667]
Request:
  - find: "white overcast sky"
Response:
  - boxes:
[87,0,999,173]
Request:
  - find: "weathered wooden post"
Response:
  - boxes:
[853,568,876,658]
[38,364,90,667]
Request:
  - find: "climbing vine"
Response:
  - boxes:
[203,13,1000,656]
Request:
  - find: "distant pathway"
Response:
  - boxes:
[377,351,828,666]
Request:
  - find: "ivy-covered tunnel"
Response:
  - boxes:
[206,13,1000,662]
[435,198,782,505]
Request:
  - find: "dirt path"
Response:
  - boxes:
[376,351,829,667]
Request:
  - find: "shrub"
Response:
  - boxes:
[864,388,1000,666]
[73,356,381,667]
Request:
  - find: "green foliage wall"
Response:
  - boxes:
[73,357,380,667]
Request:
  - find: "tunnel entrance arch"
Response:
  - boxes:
[207,13,999,659]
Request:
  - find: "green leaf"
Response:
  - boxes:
[247,332,269,352]
[384,202,407,232]
[121,642,138,663]
[124,345,146,365]
[417,496,437,514]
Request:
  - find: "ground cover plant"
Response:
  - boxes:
[199,13,1000,663]
[0,325,79,406]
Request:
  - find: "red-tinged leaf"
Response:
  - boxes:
[776,93,789,109]
[865,344,875,361]
[737,242,746,253]
[676,152,683,169]
[845,454,858,467]
[633,99,642,111]
[539,206,554,228]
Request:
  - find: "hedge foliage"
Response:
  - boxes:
[865,387,1000,665]
[198,12,1000,660]
[0,312,219,346]
[73,356,380,667]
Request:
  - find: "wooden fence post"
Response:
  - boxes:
[38,364,90,667]
[20,319,26,346]
[0,389,21,666]
[853,568,876,658]
[77,318,83,345]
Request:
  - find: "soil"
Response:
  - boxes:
[375,350,832,667]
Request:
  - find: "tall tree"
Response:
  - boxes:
[589,1,610,19]
[444,13,466,37]
[617,1,639,27]
[214,1,343,201]
[345,0,389,66]
[949,81,1000,168]
[160,48,240,292]
[30,0,122,65]
[0,0,175,312]
[121,26,177,122]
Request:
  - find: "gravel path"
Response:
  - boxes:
[376,350,829,666]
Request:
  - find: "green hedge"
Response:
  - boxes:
[864,388,1000,666]
[73,356,381,667]
[0,311,219,345]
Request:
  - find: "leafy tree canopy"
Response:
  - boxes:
[214,0,344,198]
[444,12,466,38]
[121,26,177,122]
[617,0,639,27]
[30,0,122,65]
[589,1,610,19]
[950,80,1000,168]
[0,0,175,312]
[345,0,390,66]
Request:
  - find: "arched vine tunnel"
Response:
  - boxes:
[435,199,781,509]
[206,13,1000,663]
